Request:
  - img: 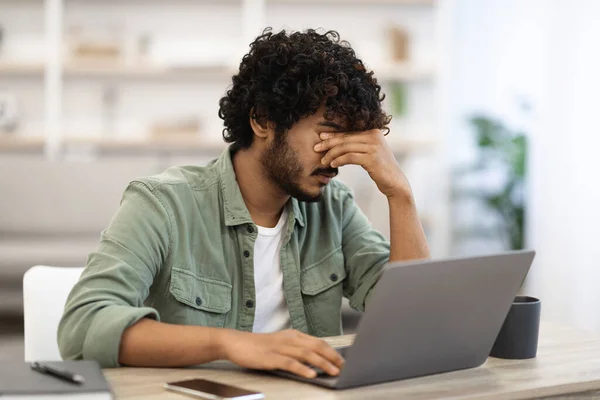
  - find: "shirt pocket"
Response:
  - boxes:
[167,267,232,328]
[300,248,347,337]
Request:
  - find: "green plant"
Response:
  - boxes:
[389,82,407,117]
[454,115,528,250]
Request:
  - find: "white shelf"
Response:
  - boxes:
[0,135,434,156]
[0,62,45,76]
[0,61,433,82]
[269,0,434,4]
[0,135,227,154]
[63,63,237,79]
[58,0,434,4]
[63,63,433,82]
[389,138,436,154]
[376,63,435,82]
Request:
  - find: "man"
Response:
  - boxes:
[58,29,429,379]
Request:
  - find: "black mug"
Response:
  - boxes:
[490,296,541,359]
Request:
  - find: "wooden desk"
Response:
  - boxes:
[104,322,600,399]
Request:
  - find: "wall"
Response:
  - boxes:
[527,0,600,332]
[450,0,600,332]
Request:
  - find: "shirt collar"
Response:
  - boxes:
[216,147,306,228]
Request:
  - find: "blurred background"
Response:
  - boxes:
[1,0,599,361]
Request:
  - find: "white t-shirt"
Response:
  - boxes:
[251,209,292,333]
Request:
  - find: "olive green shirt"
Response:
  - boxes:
[58,148,390,368]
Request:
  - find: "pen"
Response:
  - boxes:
[31,362,85,385]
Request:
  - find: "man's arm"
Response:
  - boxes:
[315,129,430,310]
[316,128,430,262]
[58,181,168,367]
[387,190,430,262]
[119,318,344,378]
[59,180,343,377]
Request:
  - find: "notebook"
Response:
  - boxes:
[0,360,113,399]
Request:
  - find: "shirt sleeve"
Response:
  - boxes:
[340,187,390,312]
[57,180,172,368]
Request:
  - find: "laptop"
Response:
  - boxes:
[274,250,536,389]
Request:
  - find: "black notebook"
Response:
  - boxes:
[0,360,113,399]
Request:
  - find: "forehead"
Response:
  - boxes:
[304,106,347,131]
[317,119,345,131]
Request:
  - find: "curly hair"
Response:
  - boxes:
[218,28,391,149]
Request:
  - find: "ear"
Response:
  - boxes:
[249,108,273,140]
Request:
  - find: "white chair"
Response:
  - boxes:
[23,265,84,361]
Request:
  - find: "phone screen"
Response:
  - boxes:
[165,378,263,399]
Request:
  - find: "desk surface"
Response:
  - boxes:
[104,322,600,400]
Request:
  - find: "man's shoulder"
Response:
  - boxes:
[128,161,221,206]
[133,162,219,192]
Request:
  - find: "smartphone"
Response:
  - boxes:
[164,378,264,400]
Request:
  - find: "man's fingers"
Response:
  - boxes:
[320,143,375,166]
[284,346,340,376]
[330,152,369,168]
[297,335,345,370]
[288,330,345,368]
[315,134,370,153]
[314,343,346,370]
[273,355,317,378]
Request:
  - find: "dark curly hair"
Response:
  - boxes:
[218,28,391,149]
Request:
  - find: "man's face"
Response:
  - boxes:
[260,109,343,202]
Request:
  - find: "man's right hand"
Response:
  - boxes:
[217,329,345,378]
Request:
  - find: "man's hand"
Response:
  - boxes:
[314,129,410,199]
[218,329,345,378]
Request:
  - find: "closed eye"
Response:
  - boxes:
[317,121,345,132]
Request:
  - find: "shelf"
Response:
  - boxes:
[0,63,44,77]
[0,136,45,152]
[390,138,436,154]
[0,62,237,79]
[0,135,434,156]
[0,61,433,82]
[63,63,237,80]
[62,61,432,82]
[376,63,435,82]
[59,0,435,4]
[269,0,434,4]
[63,137,228,154]
[0,136,227,155]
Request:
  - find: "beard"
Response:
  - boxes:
[260,134,337,203]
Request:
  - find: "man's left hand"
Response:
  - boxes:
[314,129,410,199]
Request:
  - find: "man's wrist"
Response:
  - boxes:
[207,327,230,361]
[385,183,415,205]
[210,328,240,361]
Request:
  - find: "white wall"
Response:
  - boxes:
[451,0,600,332]
[449,0,550,254]
[527,0,600,332]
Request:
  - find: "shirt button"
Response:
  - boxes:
[330,273,338,282]
[195,297,202,306]
[246,299,254,308]
[243,250,250,258]
[247,225,254,233]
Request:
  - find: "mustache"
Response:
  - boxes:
[311,167,339,177]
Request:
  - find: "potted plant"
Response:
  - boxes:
[453,115,528,250]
